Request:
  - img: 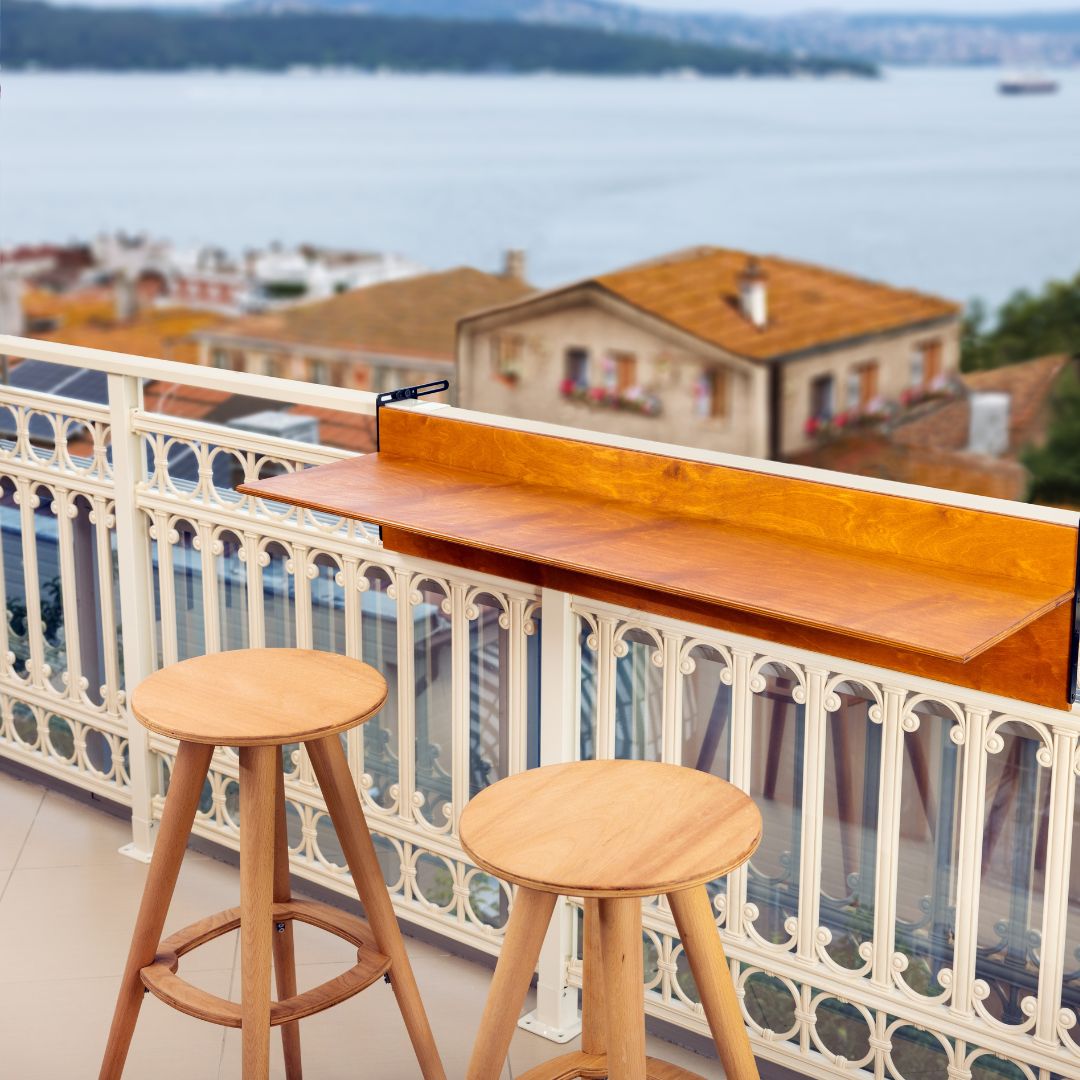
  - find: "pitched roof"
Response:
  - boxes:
[793,432,1027,503]
[200,268,534,360]
[27,287,224,364]
[591,246,959,361]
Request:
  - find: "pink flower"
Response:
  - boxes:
[559,378,575,396]
[804,417,820,437]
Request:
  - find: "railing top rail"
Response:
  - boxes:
[0,335,379,415]
[4,334,1077,530]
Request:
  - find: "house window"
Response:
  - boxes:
[210,348,231,370]
[922,339,943,386]
[698,368,729,419]
[309,359,329,384]
[263,354,283,379]
[810,374,835,421]
[847,361,879,411]
[565,347,589,388]
[913,339,943,388]
[612,351,636,393]
[491,334,524,381]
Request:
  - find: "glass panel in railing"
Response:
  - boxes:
[310,552,344,655]
[809,996,873,1071]
[170,520,204,662]
[682,642,733,922]
[526,609,541,771]
[1,478,28,680]
[468,593,509,798]
[215,530,248,652]
[71,494,109,707]
[33,484,67,692]
[894,698,962,1001]
[820,679,881,975]
[968,1056,1038,1080]
[885,1020,951,1080]
[747,660,805,950]
[578,614,597,760]
[976,718,1050,1028]
[413,578,452,830]
[361,566,398,811]
[260,541,296,649]
[682,643,732,779]
[613,626,663,762]
[737,968,800,1047]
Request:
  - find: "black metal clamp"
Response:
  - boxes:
[375,379,450,452]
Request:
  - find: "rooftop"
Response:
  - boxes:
[594,246,960,361]
[198,267,534,360]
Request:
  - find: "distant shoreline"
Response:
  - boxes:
[5,1,878,79]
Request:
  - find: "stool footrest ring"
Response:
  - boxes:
[140,898,390,1028]
[516,1051,707,1080]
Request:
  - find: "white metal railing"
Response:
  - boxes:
[0,335,1078,1080]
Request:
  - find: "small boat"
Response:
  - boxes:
[998,73,1059,95]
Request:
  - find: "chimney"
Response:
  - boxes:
[0,269,26,337]
[502,248,526,283]
[737,256,768,329]
[967,391,1010,457]
[114,272,138,323]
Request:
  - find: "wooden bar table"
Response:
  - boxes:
[240,404,1079,711]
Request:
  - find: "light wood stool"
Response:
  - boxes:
[99,648,446,1080]
[460,759,762,1080]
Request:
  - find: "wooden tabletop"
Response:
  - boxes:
[458,760,762,897]
[239,425,1073,664]
[131,649,388,746]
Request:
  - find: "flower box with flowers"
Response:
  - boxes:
[559,380,662,418]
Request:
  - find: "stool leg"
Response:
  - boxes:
[99,741,214,1080]
[272,749,302,1079]
[668,886,759,1080]
[580,898,606,1056]
[306,734,447,1080]
[466,886,557,1080]
[597,897,647,1080]
[240,744,278,1080]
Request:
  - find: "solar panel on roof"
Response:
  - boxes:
[0,361,109,441]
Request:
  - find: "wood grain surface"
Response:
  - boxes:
[237,408,1079,708]
[458,760,761,898]
[130,648,387,745]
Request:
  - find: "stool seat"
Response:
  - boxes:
[130,648,387,745]
[459,759,761,898]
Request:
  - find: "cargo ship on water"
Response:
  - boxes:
[998,73,1060,95]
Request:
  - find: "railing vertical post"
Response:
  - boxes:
[108,372,158,861]
[1034,729,1077,1045]
[517,587,582,1043]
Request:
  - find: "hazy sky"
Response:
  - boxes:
[633,1,1079,9]
[633,1,1080,10]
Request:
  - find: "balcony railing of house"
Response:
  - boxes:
[0,335,1077,1080]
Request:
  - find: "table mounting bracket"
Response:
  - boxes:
[375,380,450,451]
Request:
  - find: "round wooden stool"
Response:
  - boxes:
[99,648,446,1080]
[460,759,762,1080]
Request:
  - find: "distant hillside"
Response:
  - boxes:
[231,0,1080,67]
[3,1,876,76]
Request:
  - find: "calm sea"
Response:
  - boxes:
[2,66,1079,308]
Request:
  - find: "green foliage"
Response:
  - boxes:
[4,1,877,77]
[962,271,1080,372]
[1023,365,1080,506]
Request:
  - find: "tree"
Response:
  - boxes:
[963,273,1080,372]
[1023,366,1080,507]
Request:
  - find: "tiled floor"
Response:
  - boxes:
[0,768,720,1078]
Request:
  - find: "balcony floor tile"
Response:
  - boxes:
[0,766,721,1078]
[0,769,45,870]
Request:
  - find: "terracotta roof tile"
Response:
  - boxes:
[202,268,534,359]
[793,433,1026,502]
[594,246,960,361]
